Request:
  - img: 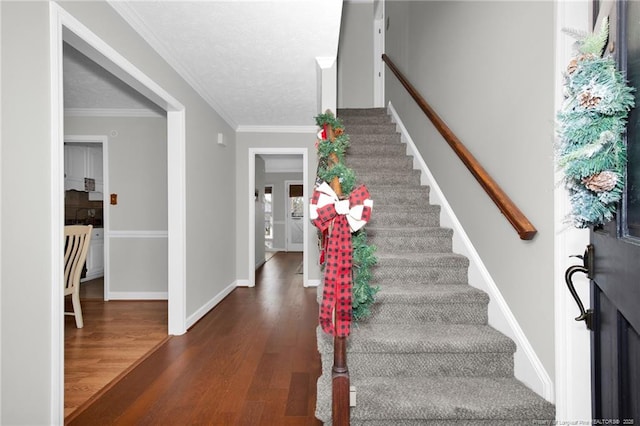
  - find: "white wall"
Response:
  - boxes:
[0,1,236,423]
[65,115,168,294]
[338,2,375,108]
[265,171,304,250]
[384,1,556,378]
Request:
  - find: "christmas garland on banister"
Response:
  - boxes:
[556,17,635,228]
[313,112,379,323]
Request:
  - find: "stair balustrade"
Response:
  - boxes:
[324,120,351,426]
[382,54,537,240]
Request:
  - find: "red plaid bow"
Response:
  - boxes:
[310,182,373,337]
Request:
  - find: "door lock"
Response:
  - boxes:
[564,244,594,330]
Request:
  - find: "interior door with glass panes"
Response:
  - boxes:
[286,181,304,252]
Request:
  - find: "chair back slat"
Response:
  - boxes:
[64,225,93,293]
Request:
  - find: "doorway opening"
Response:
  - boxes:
[51,4,186,421]
[248,148,309,287]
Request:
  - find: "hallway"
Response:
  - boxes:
[67,252,322,425]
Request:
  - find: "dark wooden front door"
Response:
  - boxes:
[590,1,640,422]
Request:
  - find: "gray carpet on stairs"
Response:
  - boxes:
[315,108,555,425]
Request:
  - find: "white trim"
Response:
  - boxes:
[109,230,168,238]
[236,279,251,287]
[50,4,187,423]
[553,0,593,422]
[49,6,65,421]
[388,102,554,402]
[107,1,236,129]
[107,292,168,300]
[185,281,237,329]
[265,167,304,174]
[236,125,317,134]
[64,108,162,118]
[64,134,110,301]
[373,17,385,108]
[285,180,305,252]
[307,279,321,287]
[316,56,337,114]
[249,148,309,287]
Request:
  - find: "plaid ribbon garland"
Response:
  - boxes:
[310,182,373,337]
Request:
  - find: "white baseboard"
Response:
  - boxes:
[305,279,321,287]
[236,279,252,287]
[255,258,266,269]
[185,281,237,330]
[387,102,554,402]
[107,291,168,300]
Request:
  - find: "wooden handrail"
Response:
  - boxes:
[382,54,537,240]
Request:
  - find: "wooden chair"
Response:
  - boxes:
[64,225,93,328]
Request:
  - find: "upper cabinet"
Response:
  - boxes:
[64,144,103,198]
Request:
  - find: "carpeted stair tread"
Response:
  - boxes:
[317,323,515,355]
[375,282,489,305]
[325,376,555,421]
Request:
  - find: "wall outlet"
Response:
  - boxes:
[217,133,225,146]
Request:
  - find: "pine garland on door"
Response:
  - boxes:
[556,18,635,228]
[314,112,379,321]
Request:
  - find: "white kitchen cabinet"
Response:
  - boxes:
[83,227,104,281]
[64,144,87,191]
[64,144,103,197]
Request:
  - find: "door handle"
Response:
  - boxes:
[564,244,594,330]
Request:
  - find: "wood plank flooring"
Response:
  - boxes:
[65,279,168,419]
[67,252,323,425]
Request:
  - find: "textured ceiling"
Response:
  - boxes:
[93,0,344,128]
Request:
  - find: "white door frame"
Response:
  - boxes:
[248,148,309,287]
[50,4,187,422]
[63,135,110,299]
[285,180,305,252]
[553,0,593,422]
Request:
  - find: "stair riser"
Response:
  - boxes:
[347,143,408,156]
[370,210,440,227]
[345,124,398,134]
[371,266,468,285]
[338,108,387,117]
[340,115,391,125]
[348,134,402,145]
[366,188,430,206]
[320,352,513,378]
[365,302,488,325]
[348,156,414,170]
[368,234,452,252]
[356,172,422,186]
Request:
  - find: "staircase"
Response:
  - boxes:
[315,108,555,425]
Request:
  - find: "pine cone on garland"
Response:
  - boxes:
[580,91,602,108]
[582,170,618,192]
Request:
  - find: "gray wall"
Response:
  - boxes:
[65,116,169,293]
[338,2,375,108]
[235,132,320,282]
[1,1,236,423]
[384,1,556,378]
[265,171,304,251]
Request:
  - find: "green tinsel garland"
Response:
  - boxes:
[556,18,635,228]
[314,112,379,321]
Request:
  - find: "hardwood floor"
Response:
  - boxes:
[67,252,323,425]
[65,279,168,419]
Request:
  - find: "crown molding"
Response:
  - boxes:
[236,125,317,133]
[64,108,164,118]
